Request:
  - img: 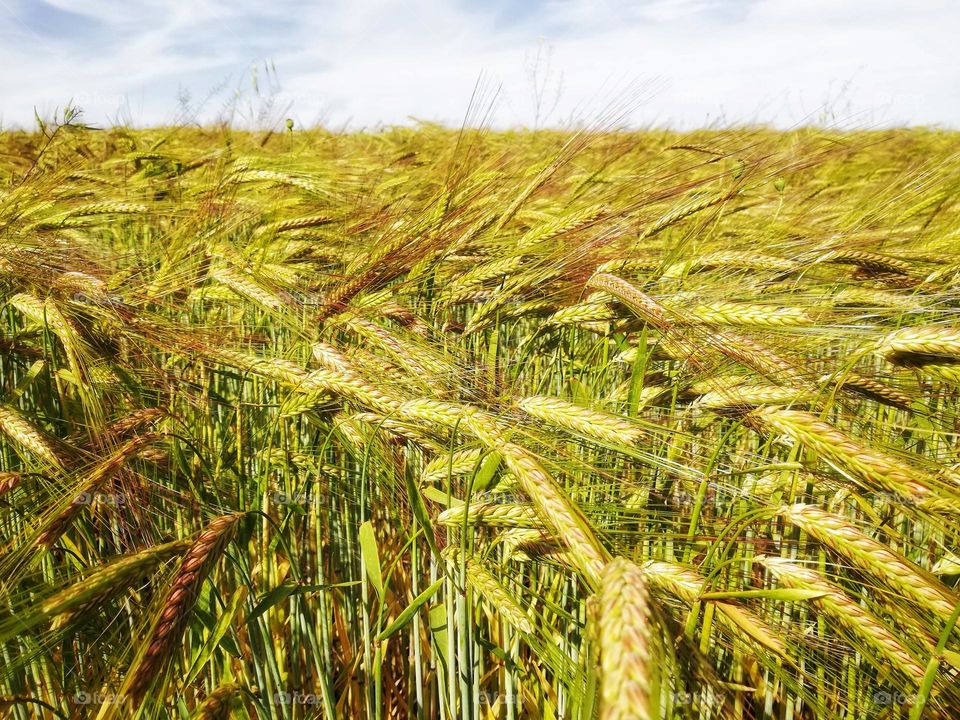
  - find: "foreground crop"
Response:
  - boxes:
[0,123,959,719]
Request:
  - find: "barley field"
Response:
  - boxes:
[1,121,959,719]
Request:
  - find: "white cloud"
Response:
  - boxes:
[0,0,956,129]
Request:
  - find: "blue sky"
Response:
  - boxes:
[0,0,957,129]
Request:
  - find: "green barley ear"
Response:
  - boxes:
[518,395,644,445]
[445,548,533,634]
[0,539,190,644]
[752,407,960,516]
[874,325,960,365]
[495,440,611,589]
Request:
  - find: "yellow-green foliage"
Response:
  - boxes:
[0,122,959,719]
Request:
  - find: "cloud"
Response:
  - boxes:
[0,0,956,129]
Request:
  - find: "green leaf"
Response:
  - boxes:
[429,603,449,666]
[471,452,501,494]
[378,578,444,641]
[250,580,359,622]
[186,586,247,684]
[360,520,384,600]
[423,487,461,506]
[404,467,439,557]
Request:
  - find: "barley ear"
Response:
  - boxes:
[123,513,244,705]
[597,558,654,720]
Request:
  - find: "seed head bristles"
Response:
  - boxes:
[502,299,556,320]
[498,528,549,559]
[446,549,534,633]
[463,293,556,334]
[666,143,723,155]
[300,368,401,415]
[0,405,70,470]
[350,412,441,450]
[56,270,109,299]
[373,301,430,336]
[751,407,960,516]
[495,472,519,493]
[670,250,798,274]
[494,441,609,588]
[342,316,447,377]
[895,190,949,224]
[588,274,804,382]
[189,285,241,304]
[103,408,167,439]
[398,398,471,428]
[641,560,787,657]
[9,292,86,356]
[335,413,368,449]
[194,683,241,720]
[595,258,660,275]
[638,190,740,241]
[209,265,288,311]
[519,396,643,445]
[779,504,960,621]
[517,204,608,250]
[437,503,540,528]
[0,539,191,643]
[831,287,922,310]
[596,558,653,720]
[760,556,926,681]
[687,302,813,327]
[232,167,328,196]
[126,513,244,703]
[36,433,161,548]
[46,540,189,619]
[512,544,584,573]
[267,214,336,233]
[857,271,920,289]
[713,332,805,383]
[818,372,914,411]
[443,255,525,303]
[203,348,309,387]
[816,249,912,276]
[27,202,150,230]
[875,326,960,365]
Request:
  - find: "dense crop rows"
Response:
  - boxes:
[0,121,959,719]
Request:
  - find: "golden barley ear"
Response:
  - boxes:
[596,558,655,720]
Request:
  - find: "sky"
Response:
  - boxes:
[0,0,957,130]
